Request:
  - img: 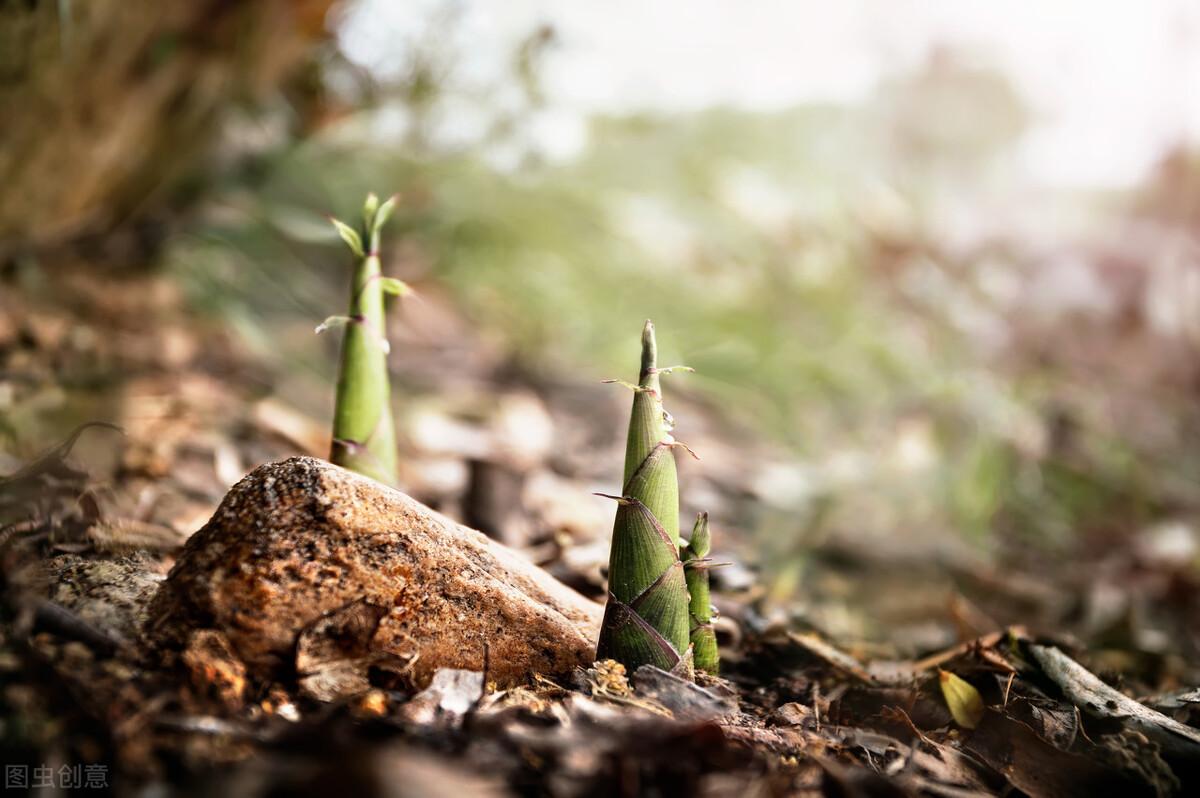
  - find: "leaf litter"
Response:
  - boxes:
[1,268,1198,796]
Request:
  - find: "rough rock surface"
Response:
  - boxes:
[48,553,165,644]
[146,456,603,690]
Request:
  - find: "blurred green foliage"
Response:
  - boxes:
[168,26,1196,584]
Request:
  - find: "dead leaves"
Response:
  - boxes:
[294,600,389,702]
[1029,643,1200,759]
[751,628,1200,795]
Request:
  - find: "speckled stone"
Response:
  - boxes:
[146,457,602,689]
[48,552,165,644]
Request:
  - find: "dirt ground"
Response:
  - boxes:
[2,263,1199,797]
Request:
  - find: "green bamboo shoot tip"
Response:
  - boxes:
[597,320,693,676]
[324,193,406,486]
[640,319,657,381]
[683,511,719,674]
[363,192,380,225]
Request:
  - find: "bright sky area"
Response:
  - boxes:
[341,0,1200,189]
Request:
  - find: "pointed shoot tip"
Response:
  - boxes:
[689,512,711,556]
[640,320,657,376]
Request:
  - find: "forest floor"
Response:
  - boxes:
[2,262,1199,797]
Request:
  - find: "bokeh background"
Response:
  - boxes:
[3,0,1200,663]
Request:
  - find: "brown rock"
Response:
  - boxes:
[146,457,602,690]
[46,553,165,644]
[181,630,247,710]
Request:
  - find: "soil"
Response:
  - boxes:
[2,265,1199,797]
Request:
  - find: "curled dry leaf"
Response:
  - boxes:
[295,599,389,702]
[632,665,737,723]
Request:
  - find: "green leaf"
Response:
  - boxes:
[939,670,985,729]
[373,194,398,233]
[330,217,365,257]
[379,277,412,297]
[362,192,380,228]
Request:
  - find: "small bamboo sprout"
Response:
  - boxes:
[318,193,410,485]
[596,320,693,674]
[682,512,719,674]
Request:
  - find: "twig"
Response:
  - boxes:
[32,599,124,654]
[1029,643,1200,759]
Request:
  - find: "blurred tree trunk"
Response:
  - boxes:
[0,0,334,255]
